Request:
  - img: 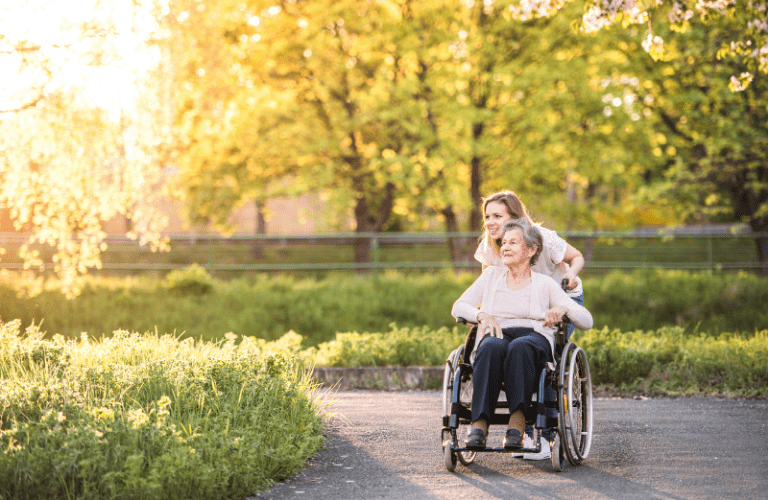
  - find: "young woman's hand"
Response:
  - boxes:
[477,312,502,339]
[562,270,579,290]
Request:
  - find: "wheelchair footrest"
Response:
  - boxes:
[453,443,544,454]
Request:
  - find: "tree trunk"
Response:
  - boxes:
[351,182,395,271]
[754,234,768,277]
[469,122,484,233]
[749,215,768,277]
[353,196,371,270]
[441,205,476,271]
[250,199,266,259]
[731,167,768,277]
[441,205,461,269]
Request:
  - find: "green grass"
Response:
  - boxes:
[1,268,766,347]
[0,320,327,500]
[0,269,477,345]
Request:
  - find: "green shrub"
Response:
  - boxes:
[250,326,768,397]
[585,269,768,335]
[574,327,768,397]
[163,264,215,295]
[307,323,466,367]
[0,320,326,500]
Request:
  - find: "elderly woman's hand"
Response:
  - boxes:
[477,312,503,339]
[543,305,569,328]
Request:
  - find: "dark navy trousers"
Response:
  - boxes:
[470,327,552,425]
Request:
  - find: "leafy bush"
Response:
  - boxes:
[163,264,215,295]
[307,324,466,367]
[585,269,768,335]
[0,320,326,500]
[251,325,768,397]
[573,327,768,397]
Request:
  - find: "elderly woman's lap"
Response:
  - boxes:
[471,330,551,423]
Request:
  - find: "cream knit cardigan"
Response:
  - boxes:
[451,267,593,363]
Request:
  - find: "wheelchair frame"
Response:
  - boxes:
[440,313,593,472]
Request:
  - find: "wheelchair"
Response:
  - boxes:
[440,295,593,472]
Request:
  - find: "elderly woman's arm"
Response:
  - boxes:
[451,271,487,324]
[452,269,504,338]
[544,278,593,330]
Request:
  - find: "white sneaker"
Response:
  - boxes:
[512,434,534,457]
[523,438,551,460]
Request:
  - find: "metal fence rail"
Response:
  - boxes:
[0,228,766,274]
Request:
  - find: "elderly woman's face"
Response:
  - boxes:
[500,228,536,268]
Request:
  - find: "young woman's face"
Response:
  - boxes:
[500,228,536,268]
[484,201,513,240]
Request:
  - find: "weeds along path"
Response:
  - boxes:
[253,390,768,500]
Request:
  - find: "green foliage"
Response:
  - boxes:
[0,320,326,500]
[2,269,767,346]
[249,324,768,397]
[0,270,477,345]
[584,269,768,335]
[575,326,768,398]
[307,324,466,368]
[163,264,215,295]
[601,9,768,238]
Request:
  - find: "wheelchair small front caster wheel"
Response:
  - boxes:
[551,433,563,472]
[444,443,457,472]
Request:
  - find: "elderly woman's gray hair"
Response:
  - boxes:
[501,219,542,266]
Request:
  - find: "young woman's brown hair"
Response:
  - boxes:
[481,190,532,227]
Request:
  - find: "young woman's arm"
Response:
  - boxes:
[561,243,585,290]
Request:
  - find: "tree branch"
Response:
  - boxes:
[0,94,44,114]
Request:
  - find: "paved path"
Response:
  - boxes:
[253,390,768,500]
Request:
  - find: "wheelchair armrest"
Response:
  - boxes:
[455,317,478,327]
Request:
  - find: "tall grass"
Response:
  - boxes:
[0,320,326,500]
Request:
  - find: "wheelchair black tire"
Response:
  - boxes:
[442,344,477,466]
[456,381,476,466]
[558,343,593,465]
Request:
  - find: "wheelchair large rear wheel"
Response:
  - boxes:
[442,345,476,466]
[558,344,593,465]
[443,345,477,465]
[455,377,476,466]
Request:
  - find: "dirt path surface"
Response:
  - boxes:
[252,390,768,500]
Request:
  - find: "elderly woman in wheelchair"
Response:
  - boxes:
[446,220,593,469]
